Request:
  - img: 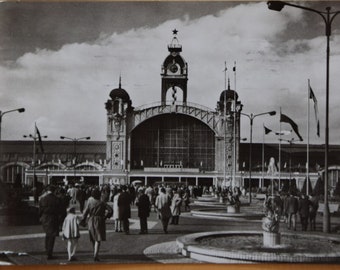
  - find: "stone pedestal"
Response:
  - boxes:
[263,231,280,247]
[227,205,240,213]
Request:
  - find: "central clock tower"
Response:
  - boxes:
[161,29,188,106]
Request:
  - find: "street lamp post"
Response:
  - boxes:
[60,136,91,183]
[23,132,47,186]
[0,108,25,181]
[267,0,340,233]
[241,110,276,203]
[0,108,25,141]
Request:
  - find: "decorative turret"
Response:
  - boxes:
[216,78,243,187]
[105,77,132,172]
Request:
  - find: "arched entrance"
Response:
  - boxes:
[130,114,215,171]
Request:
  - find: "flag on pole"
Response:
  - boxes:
[233,61,236,72]
[264,126,272,135]
[280,113,303,141]
[35,123,44,153]
[309,85,320,137]
[223,61,227,72]
[264,125,291,136]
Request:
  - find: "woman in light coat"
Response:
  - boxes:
[170,190,182,225]
[113,189,123,232]
[155,187,172,233]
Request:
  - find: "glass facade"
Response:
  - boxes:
[131,114,215,171]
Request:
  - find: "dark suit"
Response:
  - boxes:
[118,191,131,234]
[285,195,298,230]
[39,191,61,258]
[299,196,310,231]
[136,193,150,233]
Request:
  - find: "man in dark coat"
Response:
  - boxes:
[39,185,62,259]
[76,185,87,213]
[298,194,311,231]
[286,193,298,231]
[309,194,319,231]
[118,185,131,234]
[135,188,151,234]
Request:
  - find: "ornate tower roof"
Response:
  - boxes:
[109,76,131,103]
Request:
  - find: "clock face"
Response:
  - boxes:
[169,64,178,73]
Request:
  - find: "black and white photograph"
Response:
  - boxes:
[1,0,340,266]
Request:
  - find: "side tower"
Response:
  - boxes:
[161,29,188,106]
[105,78,133,175]
[216,80,243,187]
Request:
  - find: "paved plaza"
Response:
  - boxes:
[0,198,340,265]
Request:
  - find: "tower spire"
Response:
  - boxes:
[228,78,230,90]
[119,74,122,89]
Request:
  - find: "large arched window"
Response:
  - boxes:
[131,114,215,171]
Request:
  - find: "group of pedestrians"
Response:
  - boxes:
[39,185,113,261]
[38,183,190,262]
[282,192,319,231]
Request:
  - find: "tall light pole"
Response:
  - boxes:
[23,132,47,186]
[0,108,25,181]
[241,110,276,203]
[267,0,340,233]
[60,136,91,183]
[0,108,25,141]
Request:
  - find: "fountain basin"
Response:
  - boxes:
[190,208,262,221]
[176,230,340,263]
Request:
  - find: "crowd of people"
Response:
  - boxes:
[37,182,193,261]
[32,181,323,262]
[263,192,320,232]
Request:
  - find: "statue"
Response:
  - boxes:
[262,194,282,233]
[267,157,278,175]
[262,194,283,247]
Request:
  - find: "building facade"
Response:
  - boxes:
[1,31,338,192]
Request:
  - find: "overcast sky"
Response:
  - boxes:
[1,1,340,145]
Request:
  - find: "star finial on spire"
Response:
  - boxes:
[172,29,178,35]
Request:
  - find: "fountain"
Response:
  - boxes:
[177,190,340,263]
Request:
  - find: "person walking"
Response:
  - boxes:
[81,188,113,261]
[113,188,123,232]
[170,190,182,225]
[118,185,131,234]
[155,187,172,234]
[67,184,77,205]
[286,193,298,231]
[309,194,319,231]
[76,185,87,213]
[135,188,151,234]
[145,185,155,211]
[183,189,191,211]
[62,206,80,261]
[298,194,310,231]
[39,185,62,260]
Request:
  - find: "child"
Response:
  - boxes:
[62,206,80,261]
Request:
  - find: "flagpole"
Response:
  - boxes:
[279,107,282,194]
[223,61,227,189]
[307,79,310,196]
[233,61,237,189]
[262,123,265,189]
[33,123,37,188]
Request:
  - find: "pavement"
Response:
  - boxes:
[0,197,340,266]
